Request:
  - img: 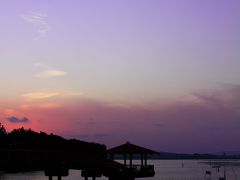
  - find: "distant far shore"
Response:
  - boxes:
[113,153,240,160]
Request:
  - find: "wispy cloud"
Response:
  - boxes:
[22,92,59,99]
[22,12,50,40]
[6,85,240,152]
[19,102,61,110]
[36,69,67,78]
[34,63,67,78]
[7,116,30,123]
[21,91,83,100]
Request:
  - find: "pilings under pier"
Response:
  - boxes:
[45,166,69,180]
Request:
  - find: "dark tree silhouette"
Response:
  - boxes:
[0,123,6,136]
[2,127,106,153]
[0,123,7,146]
[0,126,107,173]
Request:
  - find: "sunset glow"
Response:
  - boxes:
[1,0,240,153]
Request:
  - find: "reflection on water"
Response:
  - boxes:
[1,160,240,180]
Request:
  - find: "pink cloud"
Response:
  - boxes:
[1,85,240,153]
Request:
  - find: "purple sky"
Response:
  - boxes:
[0,0,240,153]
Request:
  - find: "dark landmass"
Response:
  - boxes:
[0,123,106,153]
[0,122,240,180]
[214,151,240,156]
[0,122,239,166]
[201,160,240,167]
[147,152,240,160]
[0,123,106,172]
[111,151,240,160]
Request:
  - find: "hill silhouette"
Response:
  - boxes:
[0,123,106,153]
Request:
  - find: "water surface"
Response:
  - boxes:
[1,160,240,180]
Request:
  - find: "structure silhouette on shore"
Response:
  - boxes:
[0,123,158,180]
[106,142,158,180]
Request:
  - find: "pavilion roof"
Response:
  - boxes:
[107,142,159,155]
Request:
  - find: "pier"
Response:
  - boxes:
[0,142,159,180]
[105,142,158,180]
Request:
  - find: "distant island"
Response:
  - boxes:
[146,152,240,160]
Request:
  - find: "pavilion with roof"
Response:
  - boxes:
[106,142,159,180]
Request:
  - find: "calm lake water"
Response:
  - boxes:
[1,160,240,180]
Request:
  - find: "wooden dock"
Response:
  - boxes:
[0,142,159,180]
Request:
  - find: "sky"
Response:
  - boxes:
[0,0,240,153]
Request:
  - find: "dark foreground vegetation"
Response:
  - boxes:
[0,123,106,153]
[0,123,106,172]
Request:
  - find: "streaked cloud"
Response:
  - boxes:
[29,85,240,152]
[7,116,30,123]
[22,12,50,40]
[36,69,67,78]
[4,85,240,152]
[22,92,59,99]
[21,90,83,100]
[34,63,67,78]
[19,102,61,110]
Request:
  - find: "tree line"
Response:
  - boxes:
[0,123,106,153]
